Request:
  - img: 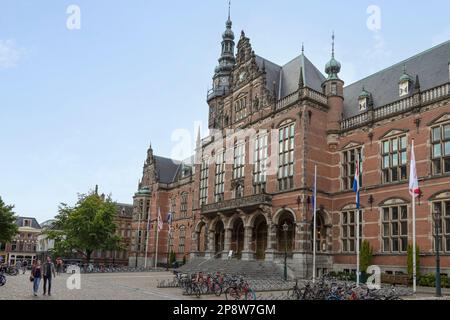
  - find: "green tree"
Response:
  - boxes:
[407,244,420,278]
[0,197,18,244]
[360,240,373,273]
[48,192,122,263]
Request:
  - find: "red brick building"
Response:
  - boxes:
[130,13,450,278]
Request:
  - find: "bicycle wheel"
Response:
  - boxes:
[245,289,256,301]
[213,283,223,297]
[194,285,202,298]
[225,287,239,300]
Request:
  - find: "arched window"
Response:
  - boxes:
[170,198,176,220]
[312,211,328,253]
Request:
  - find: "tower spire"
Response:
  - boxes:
[331,31,335,58]
[228,0,231,21]
[301,42,304,55]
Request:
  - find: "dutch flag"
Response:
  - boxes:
[353,157,361,209]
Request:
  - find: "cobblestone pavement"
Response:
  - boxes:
[1,272,448,300]
[0,272,216,300]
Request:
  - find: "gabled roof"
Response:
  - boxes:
[344,40,450,118]
[255,54,326,99]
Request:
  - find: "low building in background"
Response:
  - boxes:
[36,219,58,262]
[6,217,41,266]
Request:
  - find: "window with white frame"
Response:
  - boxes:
[432,200,450,252]
[341,210,362,253]
[341,147,362,191]
[235,97,247,121]
[253,133,268,194]
[199,159,209,205]
[431,123,450,175]
[178,226,186,254]
[382,135,407,183]
[233,142,245,180]
[215,151,225,202]
[170,198,176,220]
[382,205,408,253]
[180,193,188,218]
[278,122,295,191]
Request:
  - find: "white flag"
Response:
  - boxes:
[409,140,420,197]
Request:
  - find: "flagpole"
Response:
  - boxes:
[155,207,160,269]
[356,209,360,287]
[144,207,151,269]
[312,165,317,283]
[412,139,417,293]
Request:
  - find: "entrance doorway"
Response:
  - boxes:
[253,215,268,260]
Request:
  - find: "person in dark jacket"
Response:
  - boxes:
[42,256,56,296]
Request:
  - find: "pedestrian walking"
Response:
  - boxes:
[22,260,28,274]
[56,258,63,276]
[31,260,42,297]
[43,256,56,296]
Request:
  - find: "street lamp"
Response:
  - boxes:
[282,222,289,281]
[433,206,442,297]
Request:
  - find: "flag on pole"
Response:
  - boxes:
[157,207,163,232]
[353,157,361,209]
[167,212,173,224]
[409,141,420,197]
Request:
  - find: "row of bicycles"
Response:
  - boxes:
[287,276,407,300]
[66,264,155,274]
[173,271,256,300]
[0,265,20,287]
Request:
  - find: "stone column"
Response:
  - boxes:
[222,227,233,259]
[292,220,313,279]
[241,226,255,261]
[265,223,277,261]
[204,229,216,259]
[189,232,199,259]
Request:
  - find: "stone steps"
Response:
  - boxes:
[176,258,285,280]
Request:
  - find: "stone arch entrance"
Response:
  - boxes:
[230,217,244,259]
[276,210,295,253]
[195,220,208,253]
[215,220,225,255]
[253,215,268,260]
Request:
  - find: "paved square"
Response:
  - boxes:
[0,271,206,300]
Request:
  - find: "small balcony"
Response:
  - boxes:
[201,193,272,215]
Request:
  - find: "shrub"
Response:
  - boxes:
[360,240,373,273]
[418,273,450,288]
[407,244,420,278]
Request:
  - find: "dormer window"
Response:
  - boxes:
[358,87,371,111]
[399,65,413,97]
[23,219,31,227]
[399,81,410,97]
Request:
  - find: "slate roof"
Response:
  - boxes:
[16,217,41,229]
[153,155,194,184]
[343,40,450,118]
[116,203,133,218]
[255,54,326,99]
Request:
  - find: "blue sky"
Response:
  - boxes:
[0,0,449,222]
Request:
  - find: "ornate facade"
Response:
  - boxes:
[130,12,450,278]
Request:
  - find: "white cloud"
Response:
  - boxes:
[432,26,450,46]
[0,39,22,69]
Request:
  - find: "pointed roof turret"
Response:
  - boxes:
[325,31,342,80]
